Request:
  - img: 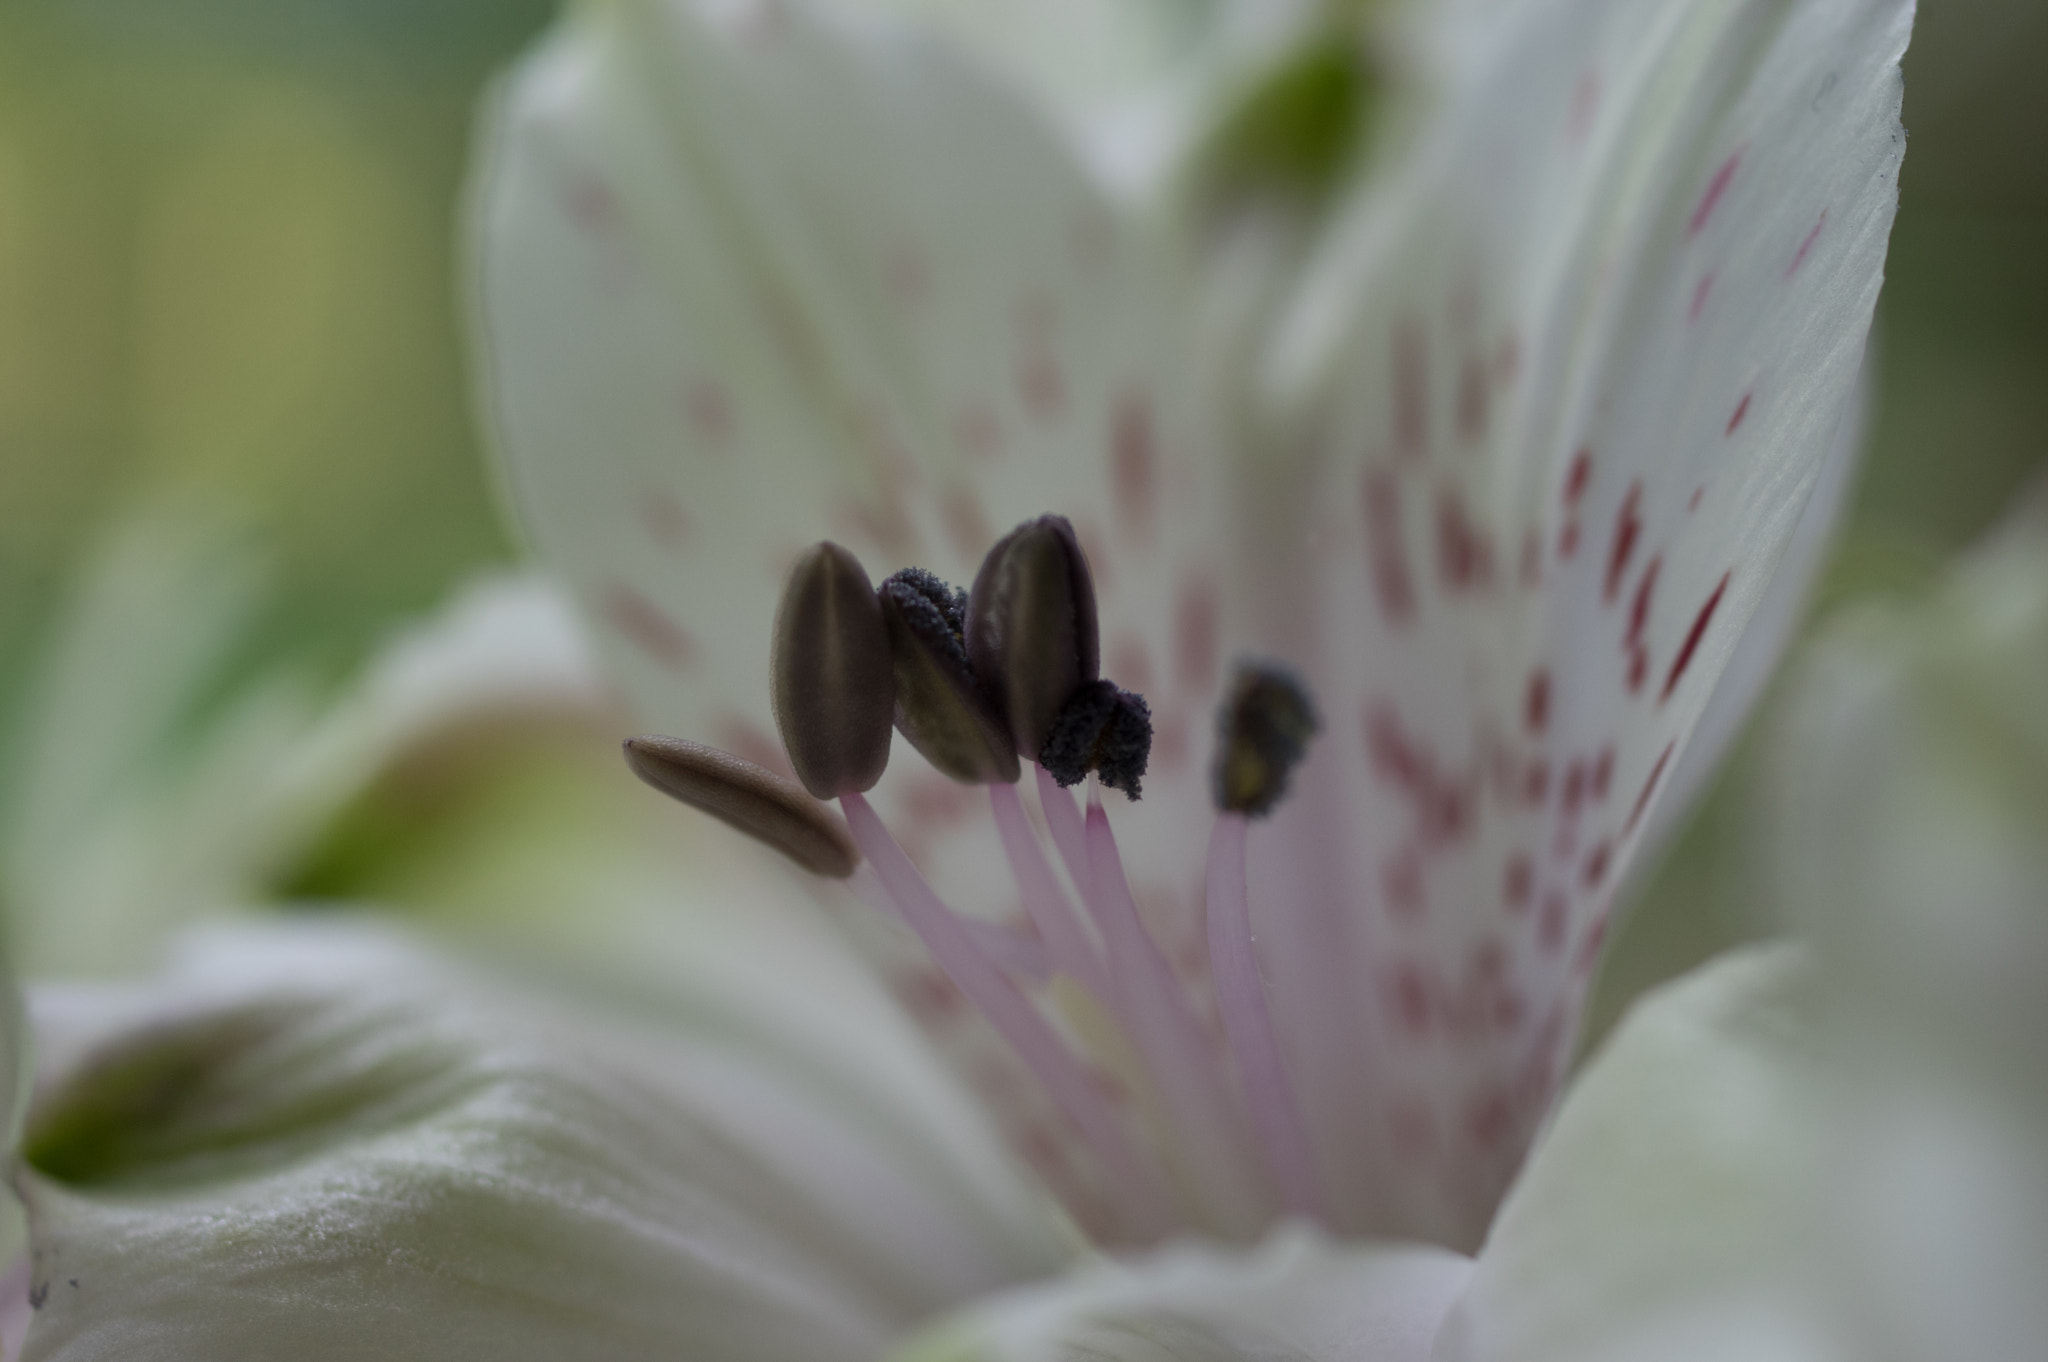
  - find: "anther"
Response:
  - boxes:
[879,568,1020,785]
[1213,663,1319,817]
[965,515,1100,758]
[624,735,861,878]
[771,542,895,799]
[1040,679,1152,799]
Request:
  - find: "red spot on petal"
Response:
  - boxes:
[1109,634,1154,694]
[1111,391,1157,543]
[1786,207,1829,279]
[1537,892,1569,954]
[1394,319,1429,460]
[603,584,697,673]
[1625,740,1677,836]
[1689,271,1716,322]
[1383,847,1427,922]
[1582,840,1611,888]
[640,487,693,550]
[1605,480,1643,603]
[1363,472,1417,627]
[1558,521,1581,560]
[1591,745,1615,802]
[1689,150,1743,239]
[953,401,1001,459]
[1524,669,1551,735]
[1436,486,1495,593]
[1726,391,1753,436]
[1626,643,1650,695]
[1661,571,1730,703]
[1627,556,1661,648]
[1522,759,1551,807]
[1174,576,1220,694]
[1457,356,1490,444]
[1568,71,1601,144]
[684,378,736,445]
[1504,853,1534,914]
[1564,448,1594,505]
[1688,485,1704,513]
[1393,962,1433,1037]
[941,488,992,563]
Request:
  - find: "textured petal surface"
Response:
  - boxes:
[893,1225,1471,1362]
[1238,0,1909,1243]
[14,922,1063,1362]
[1435,946,1828,1362]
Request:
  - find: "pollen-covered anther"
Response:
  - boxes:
[965,514,1100,758]
[1040,679,1152,799]
[623,735,860,878]
[1213,662,1320,817]
[880,567,1020,785]
[771,541,895,799]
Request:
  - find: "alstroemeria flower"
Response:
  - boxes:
[0,0,1917,1357]
[474,0,1907,1253]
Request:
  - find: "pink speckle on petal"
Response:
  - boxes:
[1018,352,1065,420]
[1689,271,1716,322]
[1568,71,1601,144]
[1661,572,1730,703]
[1582,841,1610,888]
[1727,390,1753,436]
[1626,740,1676,835]
[1591,745,1615,801]
[1436,487,1495,592]
[684,378,736,446]
[1688,150,1743,239]
[1383,847,1427,922]
[1787,207,1829,279]
[1524,668,1551,734]
[1627,556,1660,648]
[1605,480,1643,603]
[1537,892,1568,954]
[1688,486,1704,513]
[1394,319,1429,460]
[1363,472,1417,626]
[1504,853,1534,913]
[1111,391,1158,542]
[1564,449,1593,505]
[603,584,697,673]
[1173,576,1220,694]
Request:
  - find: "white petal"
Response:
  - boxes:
[470,0,1239,1221]
[1236,0,1910,1242]
[892,1225,1470,1362]
[1436,945,1831,1362]
[14,922,1065,1362]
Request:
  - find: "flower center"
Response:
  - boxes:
[631,514,1346,1245]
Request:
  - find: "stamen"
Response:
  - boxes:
[1207,660,1328,1220]
[771,542,895,799]
[840,791,1172,1239]
[988,782,1107,994]
[1040,680,1152,799]
[1213,663,1319,816]
[622,735,859,878]
[880,568,1019,784]
[1207,811,1329,1222]
[1079,788,1266,1236]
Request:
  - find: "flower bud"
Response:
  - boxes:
[623,735,860,878]
[1213,663,1318,817]
[965,516,1100,759]
[879,569,1019,785]
[771,542,895,800]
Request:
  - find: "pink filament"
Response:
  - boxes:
[1206,812,1330,1223]
[988,782,1106,994]
[1079,790,1266,1235]
[840,792,1171,1238]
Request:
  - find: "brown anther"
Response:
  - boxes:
[880,568,1019,785]
[771,542,895,799]
[965,515,1100,759]
[624,735,860,878]
[1213,663,1318,817]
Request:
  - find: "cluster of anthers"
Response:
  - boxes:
[625,514,1324,1243]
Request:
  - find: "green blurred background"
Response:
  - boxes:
[0,0,2041,1009]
